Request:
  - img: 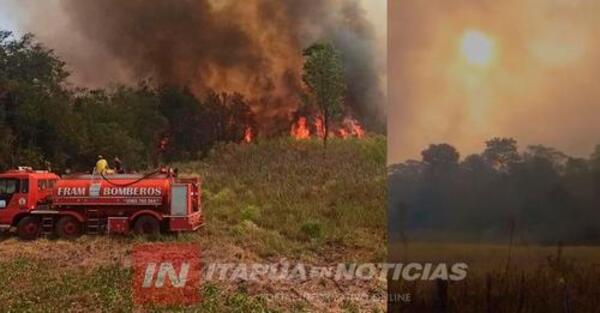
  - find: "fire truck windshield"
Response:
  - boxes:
[0,179,20,209]
[0,179,19,194]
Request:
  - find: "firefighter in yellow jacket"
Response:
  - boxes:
[95,155,108,174]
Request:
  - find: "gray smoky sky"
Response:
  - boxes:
[389,0,600,164]
[0,0,386,129]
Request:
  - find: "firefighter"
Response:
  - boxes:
[95,155,108,174]
[113,156,125,174]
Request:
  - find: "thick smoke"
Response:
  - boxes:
[52,0,384,132]
[389,0,600,163]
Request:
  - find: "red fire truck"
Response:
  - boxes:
[0,167,203,240]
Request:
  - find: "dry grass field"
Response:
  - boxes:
[389,242,600,312]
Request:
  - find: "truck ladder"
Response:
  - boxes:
[86,209,101,235]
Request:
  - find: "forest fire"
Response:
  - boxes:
[290,117,311,139]
[40,0,384,133]
[244,127,253,143]
[290,115,365,140]
[342,118,366,139]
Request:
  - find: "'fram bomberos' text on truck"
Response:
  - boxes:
[0,167,203,240]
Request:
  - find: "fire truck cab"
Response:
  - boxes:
[0,168,60,231]
[0,167,203,240]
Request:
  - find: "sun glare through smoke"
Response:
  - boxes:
[460,29,495,66]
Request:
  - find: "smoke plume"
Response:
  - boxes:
[11,0,384,132]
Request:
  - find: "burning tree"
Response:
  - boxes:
[302,43,346,147]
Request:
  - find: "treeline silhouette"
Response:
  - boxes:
[389,138,600,245]
[0,31,255,172]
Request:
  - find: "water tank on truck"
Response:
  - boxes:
[0,168,203,240]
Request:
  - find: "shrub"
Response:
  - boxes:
[241,205,261,222]
[300,221,323,240]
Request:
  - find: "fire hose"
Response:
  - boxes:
[99,169,161,187]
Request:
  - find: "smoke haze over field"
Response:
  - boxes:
[389,0,600,163]
[1,0,386,130]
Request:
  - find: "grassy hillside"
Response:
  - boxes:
[180,136,386,260]
[0,136,387,312]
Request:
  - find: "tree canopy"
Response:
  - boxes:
[0,31,255,172]
[390,137,600,245]
[302,42,346,146]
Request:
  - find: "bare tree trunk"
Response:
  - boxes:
[562,280,572,313]
[486,274,493,313]
[516,272,526,313]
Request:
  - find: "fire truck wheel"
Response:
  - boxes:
[56,216,83,239]
[133,215,160,236]
[16,216,41,240]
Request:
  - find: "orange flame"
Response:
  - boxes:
[338,128,349,139]
[347,118,365,139]
[244,127,253,143]
[290,116,310,139]
[290,115,365,140]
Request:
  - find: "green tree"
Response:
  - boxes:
[483,137,521,172]
[110,84,168,167]
[524,144,567,172]
[302,43,346,146]
[0,31,72,169]
[157,87,255,161]
[421,143,460,169]
[590,145,600,171]
[70,89,143,171]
